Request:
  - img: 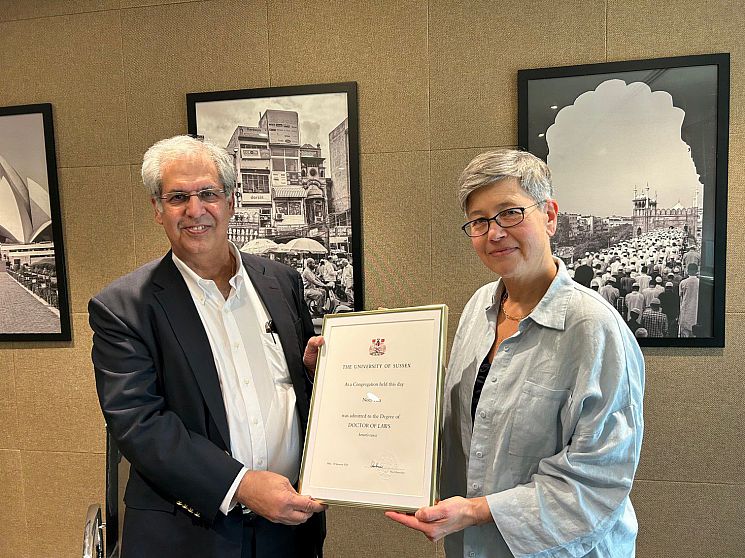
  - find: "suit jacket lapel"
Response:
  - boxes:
[242,254,309,421]
[151,254,232,451]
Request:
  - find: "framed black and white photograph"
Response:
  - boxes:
[187,83,362,331]
[518,54,729,347]
[0,103,71,341]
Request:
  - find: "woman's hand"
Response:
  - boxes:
[385,496,491,542]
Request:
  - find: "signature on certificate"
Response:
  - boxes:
[368,454,403,479]
[362,392,381,402]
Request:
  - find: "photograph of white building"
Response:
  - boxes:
[188,85,360,328]
[0,106,69,338]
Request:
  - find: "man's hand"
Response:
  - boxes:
[303,336,325,379]
[385,496,491,542]
[236,471,326,525]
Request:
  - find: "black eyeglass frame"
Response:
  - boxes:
[461,201,546,237]
[157,187,228,206]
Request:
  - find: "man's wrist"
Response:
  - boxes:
[468,496,492,526]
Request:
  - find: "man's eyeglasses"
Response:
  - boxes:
[158,188,227,207]
[461,201,545,237]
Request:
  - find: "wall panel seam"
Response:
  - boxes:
[5,349,20,453]
[265,0,271,86]
[57,164,133,171]
[17,446,31,553]
[20,449,107,456]
[426,145,523,154]
[634,478,744,487]
[0,8,121,24]
[361,148,433,156]
[117,6,136,265]
[604,0,608,62]
[426,0,433,305]
[120,0,209,12]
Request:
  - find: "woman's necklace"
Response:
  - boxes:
[500,291,531,321]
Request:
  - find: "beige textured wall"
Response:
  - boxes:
[0,1,743,557]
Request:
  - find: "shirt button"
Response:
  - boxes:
[251,417,258,425]
[479,410,486,418]
[476,451,483,458]
[258,459,264,466]
[472,483,478,490]
[491,376,497,382]
[243,379,250,385]
[469,552,476,558]
[504,347,510,352]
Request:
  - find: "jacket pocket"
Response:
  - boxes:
[508,381,571,458]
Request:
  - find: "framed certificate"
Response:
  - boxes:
[299,305,448,511]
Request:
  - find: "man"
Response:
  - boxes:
[626,308,642,334]
[641,298,668,338]
[679,262,700,337]
[593,265,605,287]
[89,136,325,558]
[658,281,680,337]
[317,258,337,283]
[682,245,701,271]
[572,257,593,287]
[599,276,619,307]
[668,266,683,294]
[635,266,652,291]
[619,268,635,298]
[302,258,328,314]
[338,257,354,305]
[625,282,645,320]
[641,276,664,307]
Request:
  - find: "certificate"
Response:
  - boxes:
[298,305,447,511]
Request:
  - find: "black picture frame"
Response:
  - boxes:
[0,103,71,342]
[187,83,362,330]
[518,54,729,347]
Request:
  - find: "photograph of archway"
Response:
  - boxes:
[519,54,729,347]
[187,83,361,333]
[0,103,71,341]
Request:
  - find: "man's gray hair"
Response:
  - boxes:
[142,135,236,207]
[457,149,553,213]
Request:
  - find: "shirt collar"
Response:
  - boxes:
[529,258,574,330]
[171,242,245,299]
[486,257,574,331]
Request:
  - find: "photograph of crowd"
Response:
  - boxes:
[559,227,701,339]
[520,55,729,345]
[188,84,361,331]
[0,104,70,340]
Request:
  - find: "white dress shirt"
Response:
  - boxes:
[172,244,300,514]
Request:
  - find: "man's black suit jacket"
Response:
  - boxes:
[89,251,324,557]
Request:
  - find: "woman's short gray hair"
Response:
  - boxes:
[457,149,552,213]
[141,135,236,206]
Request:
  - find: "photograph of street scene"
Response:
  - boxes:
[522,61,725,342]
[0,108,67,338]
[190,87,358,330]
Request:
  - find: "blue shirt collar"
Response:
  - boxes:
[487,257,574,331]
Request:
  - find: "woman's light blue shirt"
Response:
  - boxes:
[441,259,645,557]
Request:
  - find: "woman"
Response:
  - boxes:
[387,150,645,557]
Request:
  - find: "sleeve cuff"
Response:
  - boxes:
[220,467,249,515]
